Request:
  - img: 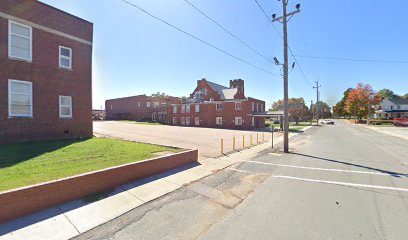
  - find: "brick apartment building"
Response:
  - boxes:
[0,0,93,143]
[168,78,265,130]
[106,95,181,124]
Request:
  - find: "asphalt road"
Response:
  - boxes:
[77,120,408,240]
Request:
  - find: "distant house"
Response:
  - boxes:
[374,98,408,119]
[168,78,265,129]
[105,95,181,123]
[0,0,93,143]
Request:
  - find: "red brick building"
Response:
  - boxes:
[106,95,181,124]
[168,78,265,130]
[0,0,93,143]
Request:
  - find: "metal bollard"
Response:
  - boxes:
[250,135,253,145]
[221,139,224,155]
[233,137,236,150]
[243,135,245,148]
[257,133,259,143]
[262,132,265,142]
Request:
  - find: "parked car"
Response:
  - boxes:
[321,119,335,125]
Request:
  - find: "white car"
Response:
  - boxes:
[321,119,335,125]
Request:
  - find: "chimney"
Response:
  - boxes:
[230,79,245,99]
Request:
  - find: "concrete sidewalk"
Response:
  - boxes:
[0,127,312,240]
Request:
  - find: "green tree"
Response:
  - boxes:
[402,93,408,99]
[333,88,352,118]
[377,89,400,99]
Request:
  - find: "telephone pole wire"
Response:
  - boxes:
[272,1,300,153]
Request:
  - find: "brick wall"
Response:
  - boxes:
[0,0,93,143]
[0,149,198,223]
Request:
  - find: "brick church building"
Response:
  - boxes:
[168,78,265,130]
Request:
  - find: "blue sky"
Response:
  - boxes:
[40,0,408,109]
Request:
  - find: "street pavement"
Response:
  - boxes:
[93,121,277,159]
[76,120,408,240]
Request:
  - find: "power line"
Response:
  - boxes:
[119,0,276,76]
[253,0,313,87]
[183,0,274,65]
[295,55,408,64]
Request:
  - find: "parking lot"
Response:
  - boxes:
[94,121,278,159]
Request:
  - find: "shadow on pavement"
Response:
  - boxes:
[290,153,408,178]
[0,162,201,235]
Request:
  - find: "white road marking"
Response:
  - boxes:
[246,161,405,177]
[273,175,408,193]
[268,153,282,156]
[226,168,252,174]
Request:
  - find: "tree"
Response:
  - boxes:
[272,97,306,111]
[377,89,400,99]
[289,108,309,124]
[314,101,332,119]
[345,83,380,120]
[333,88,352,118]
[402,93,408,99]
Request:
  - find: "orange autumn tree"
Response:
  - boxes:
[345,83,381,120]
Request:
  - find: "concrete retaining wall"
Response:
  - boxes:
[0,149,198,223]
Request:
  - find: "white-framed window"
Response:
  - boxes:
[195,104,200,113]
[9,20,32,61]
[173,105,178,113]
[216,117,223,125]
[154,102,159,108]
[195,117,200,126]
[181,105,186,113]
[260,104,264,111]
[256,103,259,112]
[186,117,190,125]
[59,95,72,118]
[251,102,255,111]
[147,102,151,108]
[251,117,255,126]
[173,117,177,125]
[138,102,141,108]
[181,117,186,125]
[59,46,72,69]
[186,105,191,113]
[152,112,157,121]
[216,103,223,112]
[8,80,33,117]
[235,102,243,111]
[235,117,243,126]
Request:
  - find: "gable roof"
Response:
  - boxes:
[388,98,408,105]
[206,80,238,100]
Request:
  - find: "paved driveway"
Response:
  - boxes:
[94,121,277,158]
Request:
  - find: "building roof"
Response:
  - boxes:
[388,98,408,105]
[206,80,238,100]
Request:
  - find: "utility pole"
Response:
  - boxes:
[272,1,300,153]
[313,79,321,125]
[311,100,314,125]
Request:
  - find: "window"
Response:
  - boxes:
[59,96,72,118]
[256,103,259,112]
[173,117,177,125]
[181,105,186,113]
[390,106,393,110]
[195,104,200,113]
[216,103,223,112]
[397,105,401,110]
[147,102,151,108]
[252,102,255,111]
[235,117,243,126]
[154,102,159,108]
[216,117,223,125]
[235,102,243,111]
[186,105,191,113]
[195,117,200,126]
[138,102,141,108]
[9,20,32,61]
[59,46,72,69]
[152,112,157,121]
[173,105,178,113]
[181,117,186,125]
[260,104,263,111]
[251,117,255,127]
[186,117,190,125]
[9,80,33,117]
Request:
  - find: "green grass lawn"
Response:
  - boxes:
[266,120,311,131]
[0,138,181,192]
[119,120,164,125]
